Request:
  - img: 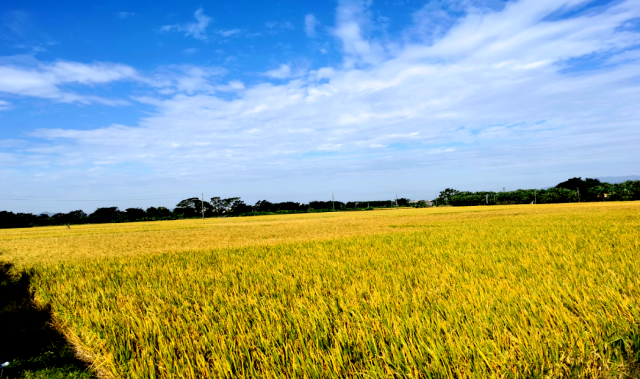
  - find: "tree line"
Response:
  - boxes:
[435,178,640,206]
[0,197,411,229]
[1,177,638,229]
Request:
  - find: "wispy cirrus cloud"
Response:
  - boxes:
[266,21,294,30]
[262,64,293,79]
[0,58,136,104]
[216,28,242,38]
[117,11,139,19]
[1,10,31,36]
[160,8,212,41]
[304,14,319,38]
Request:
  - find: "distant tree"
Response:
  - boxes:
[210,197,224,215]
[540,188,578,203]
[177,197,203,215]
[147,206,174,219]
[253,200,274,213]
[0,211,18,228]
[397,198,411,207]
[176,197,213,216]
[209,197,240,216]
[36,213,52,226]
[438,189,460,205]
[414,200,427,208]
[67,210,88,221]
[229,199,252,215]
[495,190,536,205]
[125,208,147,221]
[146,207,160,218]
[156,206,173,218]
[621,180,640,201]
[309,201,333,210]
[49,210,87,225]
[273,201,306,212]
[51,213,69,224]
[172,208,190,218]
[89,207,123,223]
[556,177,601,191]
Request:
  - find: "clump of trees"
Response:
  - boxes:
[435,178,640,206]
[0,197,403,229]
[0,206,176,229]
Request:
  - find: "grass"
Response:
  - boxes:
[1,203,639,378]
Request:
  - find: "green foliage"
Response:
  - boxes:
[555,177,601,191]
[21,367,94,379]
[437,180,640,207]
[414,200,428,208]
[436,188,461,205]
[540,187,578,203]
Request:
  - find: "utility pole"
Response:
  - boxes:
[395,192,398,207]
[577,187,580,202]
[332,192,335,211]
[201,193,204,220]
[486,194,489,205]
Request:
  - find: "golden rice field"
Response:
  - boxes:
[1,203,640,378]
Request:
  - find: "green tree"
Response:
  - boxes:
[437,188,460,205]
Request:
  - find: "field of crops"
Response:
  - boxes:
[1,203,639,378]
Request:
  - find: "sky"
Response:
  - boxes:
[1,0,639,213]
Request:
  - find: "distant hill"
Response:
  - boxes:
[597,176,640,184]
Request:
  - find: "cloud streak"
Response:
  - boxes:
[305,14,318,37]
[117,11,138,19]
[0,58,137,104]
[160,8,212,41]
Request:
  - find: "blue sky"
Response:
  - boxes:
[1,0,639,213]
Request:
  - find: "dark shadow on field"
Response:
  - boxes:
[0,262,95,378]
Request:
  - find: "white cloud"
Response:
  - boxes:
[606,48,640,65]
[183,48,199,54]
[333,0,386,68]
[305,14,318,38]
[141,64,228,94]
[263,64,292,79]
[0,100,11,110]
[117,12,138,19]
[160,8,212,41]
[1,10,31,36]
[262,62,310,80]
[0,60,137,104]
[266,21,294,30]
[217,29,242,37]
